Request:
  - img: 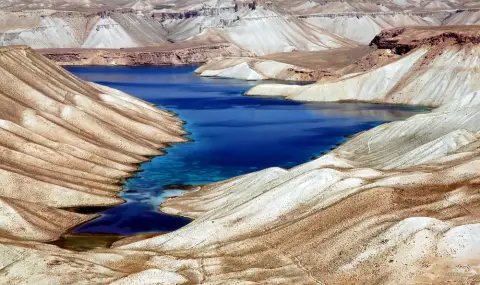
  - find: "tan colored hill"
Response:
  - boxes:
[0,46,185,243]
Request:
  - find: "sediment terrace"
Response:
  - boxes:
[39,42,253,66]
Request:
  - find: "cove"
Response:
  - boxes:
[66,65,427,236]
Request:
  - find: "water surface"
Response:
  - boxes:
[67,66,426,235]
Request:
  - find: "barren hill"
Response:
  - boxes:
[0,26,479,285]
[2,0,480,56]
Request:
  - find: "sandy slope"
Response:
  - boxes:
[0,46,185,242]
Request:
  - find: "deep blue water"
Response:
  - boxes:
[67,65,426,235]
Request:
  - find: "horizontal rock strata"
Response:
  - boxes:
[38,43,254,66]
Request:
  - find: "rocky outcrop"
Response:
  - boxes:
[247,26,480,108]
[371,26,480,54]
[39,43,253,66]
[303,11,452,44]
[0,46,185,242]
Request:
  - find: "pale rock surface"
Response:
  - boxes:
[247,28,480,108]
[0,11,169,49]
[2,23,480,285]
[0,46,185,242]
[196,57,320,81]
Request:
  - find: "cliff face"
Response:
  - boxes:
[303,11,452,44]
[39,43,254,66]
[371,26,480,53]
[0,46,185,242]
[2,1,480,53]
[0,10,169,49]
[0,6,357,55]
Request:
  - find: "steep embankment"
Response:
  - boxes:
[0,46,185,243]
[210,7,357,56]
[247,26,480,108]
[38,43,253,66]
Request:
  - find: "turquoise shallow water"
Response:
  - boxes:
[67,65,427,235]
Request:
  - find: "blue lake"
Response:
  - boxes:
[67,65,426,236]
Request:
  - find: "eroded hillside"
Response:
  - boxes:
[3,0,480,56]
[247,26,480,108]
[0,46,185,242]
[0,27,479,285]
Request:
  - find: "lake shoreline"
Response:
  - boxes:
[61,65,427,252]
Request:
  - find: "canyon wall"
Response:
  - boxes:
[39,43,253,66]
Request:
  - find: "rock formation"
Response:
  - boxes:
[247,26,480,108]
[195,56,323,81]
[195,46,395,81]
[4,1,480,65]
[0,46,185,243]
[39,43,253,66]
[0,27,479,284]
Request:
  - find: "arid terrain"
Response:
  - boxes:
[3,0,480,66]
[1,0,480,284]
